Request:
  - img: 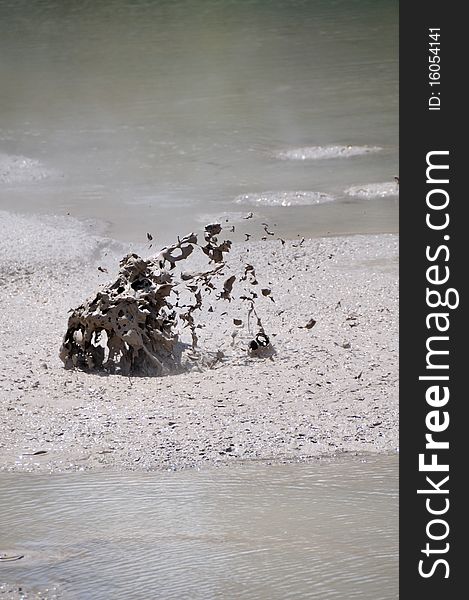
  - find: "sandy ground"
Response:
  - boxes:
[0,583,60,600]
[0,210,398,473]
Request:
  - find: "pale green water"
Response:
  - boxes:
[0,0,398,243]
[0,454,398,599]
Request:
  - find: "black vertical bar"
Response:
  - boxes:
[400,2,464,597]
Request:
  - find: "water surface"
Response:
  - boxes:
[0,454,398,599]
[0,0,398,242]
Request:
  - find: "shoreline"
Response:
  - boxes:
[0,210,398,473]
[0,192,398,246]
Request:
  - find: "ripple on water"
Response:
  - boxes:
[234,190,334,207]
[275,145,382,161]
[345,182,399,198]
[0,153,58,184]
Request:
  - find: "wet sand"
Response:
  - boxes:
[0,211,398,473]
